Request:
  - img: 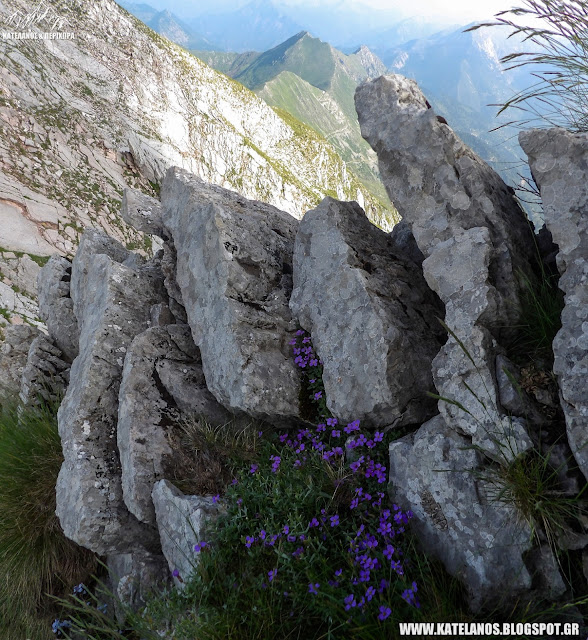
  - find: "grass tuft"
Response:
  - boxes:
[0,396,97,639]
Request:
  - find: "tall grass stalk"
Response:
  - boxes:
[466,0,588,132]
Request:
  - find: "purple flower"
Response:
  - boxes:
[316,423,326,432]
[309,359,318,367]
[194,541,207,553]
[308,582,320,594]
[314,391,323,400]
[245,536,255,548]
[283,524,290,535]
[259,530,266,540]
[212,494,220,503]
[287,534,296,542]
[331,429,341,438]
[288,338,297,345]
[172,569,180,577]
[237,498,243,506]
[258,431,263,437]
[374,431,384,442]
[327,417,338,427]
[309,379,316,383]
[268,568,277,582]
[402,582,420,608]
[330,515,339,527]
[344,594,356,610]
[378,606,392,621]
[365,586,376,602]
[344,420,361,434]
[309,517,319,528]
[250,464,259,474]
[335,568,343,577]
[231,478,238,486]
[296,329,305,336]
[383,544,395,560]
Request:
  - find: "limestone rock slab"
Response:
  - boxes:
[118,325,236,525]
[161,167,301,420]
[356,75,536,458]
[388,415,533,610]
[290,197,444,427]
[37,255,79,362]
[56,232,165,555]
[122,187,165,238]
[152,479,225,588]
[519,128,588,481]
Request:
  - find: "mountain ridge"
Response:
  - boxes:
[0,0,396,328]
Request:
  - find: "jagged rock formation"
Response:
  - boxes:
[355,74,571,608]
[290,196,444,427]
[161,167,302,421]
[356,74,536,460]
[520,128,588,482]
[55,231,165,555]
[2,72,586,618]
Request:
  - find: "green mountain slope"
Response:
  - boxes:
[202,32,392,207]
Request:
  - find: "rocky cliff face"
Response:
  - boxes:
[0,0,392,328]
[2,71,587,620]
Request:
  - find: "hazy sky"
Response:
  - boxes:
[280,0,517,22]
[145,0,519,24]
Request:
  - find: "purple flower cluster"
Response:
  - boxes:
[202,329,419,629]
[290,330,323,370]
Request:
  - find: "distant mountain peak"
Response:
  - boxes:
[351,44,387,79]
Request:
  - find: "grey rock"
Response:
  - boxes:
[161,240,188,324]
[118,325,236,525]
[388,219,424,265]
[388,414,533,611]
[122,187,165,238]
[519,128,588,481]
[150,302,175,327]
[0,325,41,395]
[69,230,131,326]
[557,530,588,552]
[525,545,566,600]
[496,355,527,417]
[56,231,166,555]
[37,255,79,362]
[152,479,225,587]
[290,197,444,427]
[356,75,536,459]
[161,167,301,420]
[496,354,546,426]
[107,550,169,613]
[19,334,69,407]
